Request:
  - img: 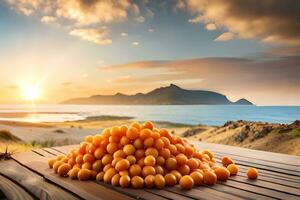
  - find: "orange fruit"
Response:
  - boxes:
[247,168,258,179]
[126,127,139,140]
[190,171,203,185]
[165,173,177,186]
[78,169,91,181]
[144,175,155,188]
[180,175,194,190]
[131,176,144,189]
[227,164,239,176]
[123,144,136,156]
[166,157,177,170]
[221,156,234,167]
[68,168,80,179]
[143,121,154,130]
[144,155,156,166]
[58,163,71,177]
[96,171,105,181]
[142,166,156,177]
[48,158,56,168]
[119,175,131,187]
[129,164,142,177]
[115,159,130,171]
[154,174,165,189]
[203,171,217,185]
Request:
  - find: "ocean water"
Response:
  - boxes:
[0,104,299,126]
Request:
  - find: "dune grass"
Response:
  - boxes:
[30,138,79,148]
[0,130,22,142]
[0,129,79,154]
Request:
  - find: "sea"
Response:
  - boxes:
[0,104,299,126]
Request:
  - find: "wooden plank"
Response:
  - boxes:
[192,186,245,200]
[20,149,170,200]
[227,175,300,196]
[231,168,300,189]
[213,154,300,176]
[40,148,59,157]
[45,175,135,200]
[213,151,300,172]
[51,145,78,155]
[13,151,161,200]
[236,164,300,183]
[213,159,300,187]
[220,179,299,199]
[206,183,275,200]
[96,182,168,200]
[165,185,237,200]
[215,159,300,183]
[235,172,300,189]
[0,174,34,200]
[32,148,54,157]
[192,142,300,166]
[0,160,79,200]
[214,160,300,191]
[145,188,195,200]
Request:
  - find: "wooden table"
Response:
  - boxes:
[0,142,300,200]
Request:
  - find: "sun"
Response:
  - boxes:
[22,85,39,101]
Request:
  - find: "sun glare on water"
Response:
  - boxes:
[22,85,39,101]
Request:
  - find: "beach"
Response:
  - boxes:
[1,112,299,156]
[0,104,299,155]
[0,115,194,153]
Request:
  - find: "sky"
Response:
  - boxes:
[0,0,299,105]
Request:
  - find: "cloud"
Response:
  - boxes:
[121,32,128,36]
[81,73,88,78]
[205,23,216,31]
[263,46,300,58]
[145,7,154,18]
[214,32,234,41]
[6,85,17,89]
[136,16,145,23]
[182,0,300,45]
[175,0,186,11]
[6,0,141,44]
[6,0,300,46]
[56,0,131,25]
[62,82,72,86]
[188,15,202,24]
[41,16,56,23]
[69,28,112,45]
[131,41,139,46]
[6,0,56,15]
[148,28,155,33]
[131,3,140,15]
[97,59,105,65]
[6,0,39,15]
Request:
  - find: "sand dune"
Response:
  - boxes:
[184,120,300,156]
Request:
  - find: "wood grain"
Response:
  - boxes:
[0,160,79,200]
[0,174,34,200]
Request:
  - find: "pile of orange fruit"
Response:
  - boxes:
[48,121,258,189]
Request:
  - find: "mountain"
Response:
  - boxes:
[233,98,253,105]
[62,84,254,105]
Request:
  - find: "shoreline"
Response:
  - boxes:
[0,115,195,153]
[0,116,299,156]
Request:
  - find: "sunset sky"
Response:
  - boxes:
[0,0,299,105]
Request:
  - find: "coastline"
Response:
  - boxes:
[0,115,299,156]
[0,115,195,154]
